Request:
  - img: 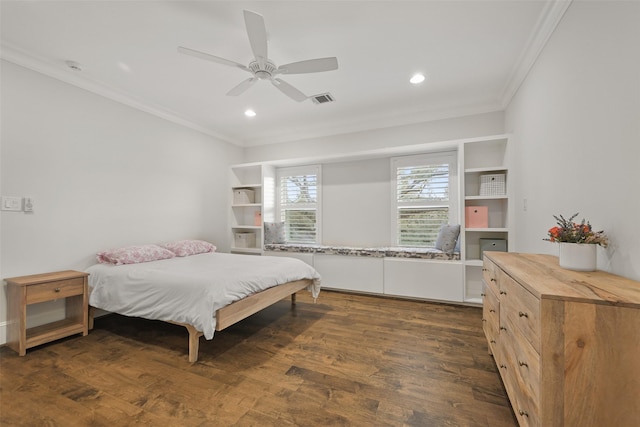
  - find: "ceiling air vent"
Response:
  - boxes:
[311,93,335,104]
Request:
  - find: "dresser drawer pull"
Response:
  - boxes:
[499,364,507,369]
[54,288,61,293]
[480,292,485,297]
[518,360,528,368]
[491,278,497,282]
[482,318,487,322]
[482,268,488,272]
[499,290,506,295]
[489,309,496,313]
[518,311,529,318]
[518,410,529,417]
[490,340,496,344]
[500,326,507,331]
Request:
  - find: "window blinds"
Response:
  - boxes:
[279,172,318,244]
[396,162,451,247]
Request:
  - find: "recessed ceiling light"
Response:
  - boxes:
[244,109,256,117]
[410,73,425,84]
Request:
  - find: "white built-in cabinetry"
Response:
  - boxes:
[461,137,512,303]
[231,134,511,305]
[229,163,275,255]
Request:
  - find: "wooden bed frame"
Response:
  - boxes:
[89,278,312,362]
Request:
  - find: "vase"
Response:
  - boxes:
[558,242,597,271]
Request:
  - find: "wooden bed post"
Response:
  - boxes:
[291,293,297,305]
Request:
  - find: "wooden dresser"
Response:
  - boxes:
[482,252,640,427]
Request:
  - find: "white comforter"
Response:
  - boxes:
[86,252,321,339]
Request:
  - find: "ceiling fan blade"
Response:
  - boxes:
[243,10,268,69]
[271,78,307,102]
[178,46,249,71]
[226,78,257,96]
[276,57,339,75]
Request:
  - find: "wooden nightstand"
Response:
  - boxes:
[5,270,89,356]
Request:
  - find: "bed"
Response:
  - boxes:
[86,251,321,362]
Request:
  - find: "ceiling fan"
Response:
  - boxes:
[178,10,338,102]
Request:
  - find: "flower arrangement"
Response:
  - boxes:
[545,213,608,247]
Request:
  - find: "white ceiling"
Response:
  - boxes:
[0,1,568,147]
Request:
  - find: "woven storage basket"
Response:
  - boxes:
[479,174,506,196]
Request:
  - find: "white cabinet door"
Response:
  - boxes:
[314,255,383,294]
[262,251,314,267]
[383,258,464,302]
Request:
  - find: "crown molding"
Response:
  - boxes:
[0,42,242,146]
[500,0,573,108]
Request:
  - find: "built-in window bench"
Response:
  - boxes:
[264,244,464,303]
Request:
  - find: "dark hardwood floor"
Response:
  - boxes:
[0,290,517,426]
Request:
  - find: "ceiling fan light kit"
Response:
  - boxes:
[179,9,338,102]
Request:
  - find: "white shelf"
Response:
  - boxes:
[231,247,262,254]
[232,184,262,189]
[231,203,261,208]
[465,195,507,200]
[465,228,508,232]
[465,259,484,267]
[464,166,507,173]
[232,225,261,230]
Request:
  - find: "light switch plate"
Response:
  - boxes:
[2,196,23,211]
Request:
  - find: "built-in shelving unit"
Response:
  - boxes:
[229,163,275,255]
[460,137,512,304]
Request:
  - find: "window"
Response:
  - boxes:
[391,152,458,247]
[277,165,321,244]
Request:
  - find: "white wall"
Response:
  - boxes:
[322,158,390,247]
[505,1,640,280]
[0,61,243,341]
[243,111,504,163]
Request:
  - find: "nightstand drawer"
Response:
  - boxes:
[26,278,85,304]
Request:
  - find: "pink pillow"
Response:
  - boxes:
[97,244,175,265]
[160,240,216,257]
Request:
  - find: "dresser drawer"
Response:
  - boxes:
[502,311,541,407]
[482,258,499,296]
[499,271,541,353]
[482,282,500,353]
[26,278,85,304]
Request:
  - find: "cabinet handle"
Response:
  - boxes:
[491,278,496,282]
[489,309,496,313]
[518,360,528,368]
[482,318,487,322]
[54,288,61,293]
[518,311,529,318]
[499,290,506,295]
[500,326,507,331]
[480,292,486,297]
[499,364,507,369]
[482,268,488,272]
[490,340,496,344]
[518,410,529,417]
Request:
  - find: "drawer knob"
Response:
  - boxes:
[518,311,529,318]
[499,290,506,295]
[519,410,529,417]
[518,360,528,368]
[482,318,487,322]
[491,278,497,282]
[499,364,507,369]
[489,309,496,313]
[500,326,507,331]
[54,288,61,293]
[482,268,488,272]
[480,292,485,297]
[490,340,496,344]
